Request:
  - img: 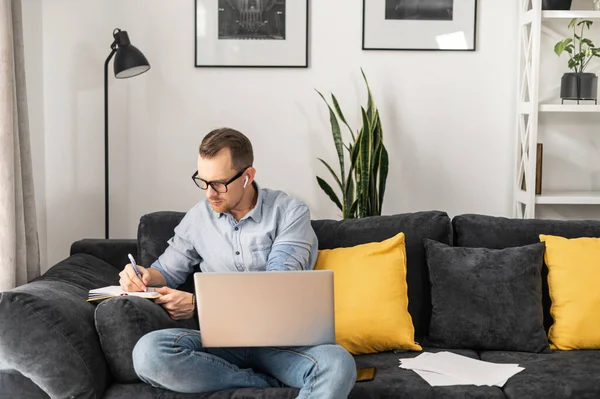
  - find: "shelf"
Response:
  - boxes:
[539,104,600,112]
[536,191,600,205]
[542,11,600,19]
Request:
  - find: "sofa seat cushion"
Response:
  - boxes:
[0,369,49,399]
[479,349,600,399]
[103,383,299,398]
[102,382,299,399]
[0,253,119,399]
[351,349,505,398]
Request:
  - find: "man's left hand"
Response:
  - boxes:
[153,287,195,320]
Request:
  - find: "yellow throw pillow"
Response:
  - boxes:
[539,234,600,350]
[314,232,422,355]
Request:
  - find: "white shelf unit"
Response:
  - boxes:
[513,1,600,218]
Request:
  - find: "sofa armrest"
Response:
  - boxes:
[70,239,137,269]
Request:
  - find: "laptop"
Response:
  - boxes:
[193,270,336,348]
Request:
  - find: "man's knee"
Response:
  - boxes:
[132,331,161,381]
[316,344,357,385]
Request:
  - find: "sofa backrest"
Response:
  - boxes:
[452,213,600,332]
[310,211,452,340]
[137,209,452,341]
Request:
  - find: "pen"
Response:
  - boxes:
[128,253,145,288]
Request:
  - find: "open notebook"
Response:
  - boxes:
[87,286,162,302]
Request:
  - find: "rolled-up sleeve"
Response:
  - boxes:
[266,204,318,271]
[151,214,202,288]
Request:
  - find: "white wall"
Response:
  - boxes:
[23,0,521,270]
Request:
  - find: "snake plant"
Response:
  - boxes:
[316,69,389,219]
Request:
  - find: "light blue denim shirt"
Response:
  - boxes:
[151,183,319,288]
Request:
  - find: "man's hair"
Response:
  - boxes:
[199,128,254,171]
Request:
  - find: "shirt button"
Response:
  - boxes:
[235,251,240,255]
[234,227,239,231]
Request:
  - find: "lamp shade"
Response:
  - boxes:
[112,30,150,79]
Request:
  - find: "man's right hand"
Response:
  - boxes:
[119,263,151,292]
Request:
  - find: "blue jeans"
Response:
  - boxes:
[132,328,357,398]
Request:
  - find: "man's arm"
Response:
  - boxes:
[266,204,318,271]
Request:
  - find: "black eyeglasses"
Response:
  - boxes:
[191,167,249,193]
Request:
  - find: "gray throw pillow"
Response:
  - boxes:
[423,239,550,353]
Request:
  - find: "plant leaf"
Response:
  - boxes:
[349,199,359,219]
[317,158,343,193]
[331,94,356,142]
[361,68,376,122]
[316,176,343,211]
[316,89,345,185]
[569,18,578,29]
[359,107,372,217]
[378,145,389,213]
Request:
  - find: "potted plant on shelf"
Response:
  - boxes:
[554,19,600,104]
[542,0,572,10]
[315,69,389,219]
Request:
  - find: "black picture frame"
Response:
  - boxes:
[362,0,478,51]
[194,0,309,68]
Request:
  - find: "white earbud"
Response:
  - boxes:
[243,176,249,188]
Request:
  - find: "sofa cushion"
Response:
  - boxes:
[0,253,119,399]
[479,349,600,399]
[423,239,549,353]
[315,232,421,355]
[103,384,299,399]
[0,369,49,399]
[351,349,505,398]
[539,234,600,350]
[94,296,198,383]
[452,214,600,332]
[138,210,453,341]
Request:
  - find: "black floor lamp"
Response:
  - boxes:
[104,28,150,239]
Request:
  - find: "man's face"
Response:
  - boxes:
[196,148,246,214]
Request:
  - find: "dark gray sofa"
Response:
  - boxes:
[1,210,600,399]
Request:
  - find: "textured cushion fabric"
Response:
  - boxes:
[0,370,49,399]
[479,350,600,399]
[314,232,421,354]
[103,384,299,399]
[452,214,600,333]
[312,211,452,341]
[351,349,505,398]
[539,235,600,350]
[94,296,198,383]
[423,239,549,353]
[70,238,137,269]
[138,211,186,268]
[0,254,119,399]
[137,210,453,341]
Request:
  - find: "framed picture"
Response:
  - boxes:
[195,0,309,67]
[362,0,477,51]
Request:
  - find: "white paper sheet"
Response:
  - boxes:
[399,351,524,387]
[88,285,161,298]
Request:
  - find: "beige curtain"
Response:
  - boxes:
[0,0,40,291]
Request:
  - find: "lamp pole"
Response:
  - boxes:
[104,42,117,240]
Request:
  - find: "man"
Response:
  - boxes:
[121,128,357,397]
